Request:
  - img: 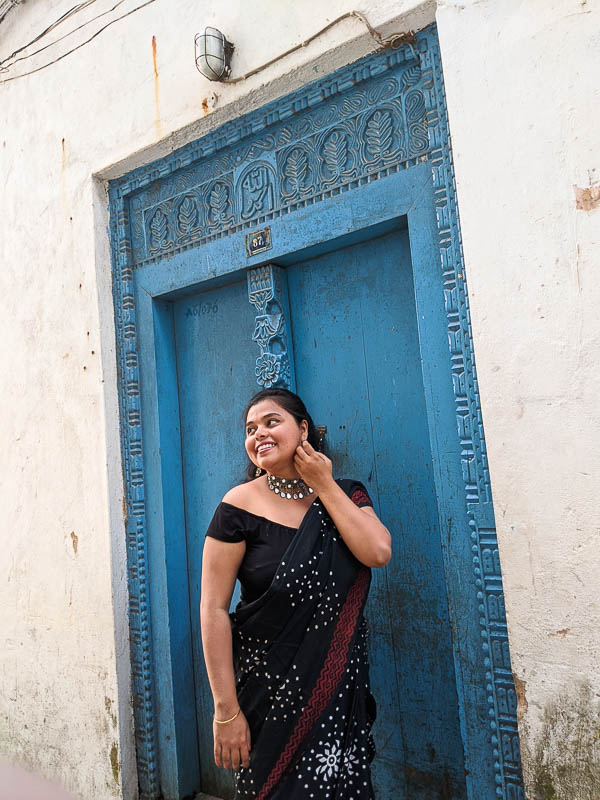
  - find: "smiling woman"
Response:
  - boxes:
[200,388,391,799]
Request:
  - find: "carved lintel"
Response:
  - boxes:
[247,264,295,391]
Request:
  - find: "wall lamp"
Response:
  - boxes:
[194,15,415,86]
[194,27,234,81]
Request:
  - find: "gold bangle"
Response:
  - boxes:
[214,707,241,725]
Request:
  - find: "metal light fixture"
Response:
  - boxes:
[194,27,234,81]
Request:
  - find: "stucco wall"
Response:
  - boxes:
[0,1,598,799]
[437,1,600,797]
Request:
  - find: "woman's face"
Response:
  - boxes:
[245,399,308,477]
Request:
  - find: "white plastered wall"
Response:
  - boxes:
[437,1,600,797]
[0,1,598,799]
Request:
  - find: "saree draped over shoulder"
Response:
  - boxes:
[230,479,376,800]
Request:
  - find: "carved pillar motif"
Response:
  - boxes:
[247,264,295,391]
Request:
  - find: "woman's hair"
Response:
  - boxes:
[242,388,320,481]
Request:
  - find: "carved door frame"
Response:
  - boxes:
[108,23,524,800]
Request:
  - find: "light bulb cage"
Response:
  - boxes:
[194,27,234,81]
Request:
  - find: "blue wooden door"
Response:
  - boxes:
[174,227,467,798]
[287,229,466,798]
[174,276,255,797]
[174,279,260,800]
[111,27,524,800]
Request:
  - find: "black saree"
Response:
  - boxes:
[229,479,376,800]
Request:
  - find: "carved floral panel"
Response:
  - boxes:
[126,53,430,266]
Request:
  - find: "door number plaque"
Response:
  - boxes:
[246,226,272,257]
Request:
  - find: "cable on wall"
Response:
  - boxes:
[0,0,130,73]
[0,0,156,83]
[0,7,416,86]
[0,1,98,66]
[222,11,416,85]
[0,0,23,26]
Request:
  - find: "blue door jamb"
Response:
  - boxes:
[109,23,524,800]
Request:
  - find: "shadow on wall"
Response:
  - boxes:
[522,680,600,800]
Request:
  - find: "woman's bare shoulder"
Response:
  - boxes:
[222,479,263,509]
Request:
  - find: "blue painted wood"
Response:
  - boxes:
[108,23,525,800]
[121,46,427,269]
[130,170,432,799]
[134,290,200,798]
[172,225,471,799]
[416,42,525,795]
[247,264,296,390]
[173,279,257,799]
[407,185,493,796]
[130,162,430,300]
[286,229,467,798]
[109,197,161,798]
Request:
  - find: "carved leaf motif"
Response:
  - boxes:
[405,89,426,122]
[401,63,422,90]
[278,127,294,146]
[209,183,230,221]
[323,131,348,178]
[341,95,364,116]
[149,209,168,249]
[365,77,398,106]
[248,289,272,314]
[408,122,429,156]
[406,90,428,154]
[284,148,308,194]
[252,313,283,344]
[365,111,393,159]
[177,196,198,234]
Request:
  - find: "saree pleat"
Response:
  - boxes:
[230,480,376,800]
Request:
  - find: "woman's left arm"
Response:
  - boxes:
[294,441,392,568]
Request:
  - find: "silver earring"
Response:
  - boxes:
[255,466,262,477]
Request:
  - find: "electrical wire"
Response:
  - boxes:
[222,11,416,85]
[0,1,98,66]
[0,0,129,72]
[0,6,414,86]
[0,0,156,83]
[0,0,24,27]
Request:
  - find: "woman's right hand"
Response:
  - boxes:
[213,708,251,771]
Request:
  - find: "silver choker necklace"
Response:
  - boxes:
[267,473,314,500]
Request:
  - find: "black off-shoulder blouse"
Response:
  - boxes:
[205,480,373,604]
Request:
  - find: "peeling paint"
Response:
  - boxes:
[524,680,600,800]
[574,184,600,212]
[200,92,218,117]
[513,673,528,726]
[121,477,129,527]
[104,696,117,730]
[109,742,120,785]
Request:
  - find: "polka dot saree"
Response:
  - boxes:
[229,479,376,799]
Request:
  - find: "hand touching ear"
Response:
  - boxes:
[294,440,333,494]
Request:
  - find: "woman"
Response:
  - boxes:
[200,388,392,799]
